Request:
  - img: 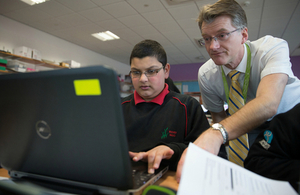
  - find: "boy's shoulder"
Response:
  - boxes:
[121,91,200,105]
[121,93,134,104]
[167,91,200,104]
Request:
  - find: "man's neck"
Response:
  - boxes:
[224,44,245,70]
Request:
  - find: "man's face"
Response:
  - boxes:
[201,15,247,69]
[130,56,169,101]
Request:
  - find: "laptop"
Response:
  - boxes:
[0,65,168,195]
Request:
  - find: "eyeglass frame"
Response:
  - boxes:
[199,28,242,46]
[129,66,164,78]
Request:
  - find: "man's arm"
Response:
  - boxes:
[176,73,288,182]
[196,73,288,153]
[221,73,288,139]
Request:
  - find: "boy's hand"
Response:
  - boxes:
[129,145,174,174]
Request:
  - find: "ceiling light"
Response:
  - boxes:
[21,0,47,5]
[92,31,120,41]
[243,1,251,7]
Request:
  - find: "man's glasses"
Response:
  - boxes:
[129,66,164,78]
[199,28,241,46]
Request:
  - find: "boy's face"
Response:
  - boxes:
[130,56,170,101]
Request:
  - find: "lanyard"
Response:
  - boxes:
[221,44,251,104]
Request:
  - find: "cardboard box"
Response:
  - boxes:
[13,46,32,58]
[59,62,70,68]
[32,49,42,60]
[63,60,81,68]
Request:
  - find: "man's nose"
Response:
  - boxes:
[209,38,220,49]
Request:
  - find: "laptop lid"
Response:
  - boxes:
[0,66,137,192]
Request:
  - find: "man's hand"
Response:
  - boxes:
[175,147,187,183]
[129,145,174,174]
[193,128,224,154]
[176,128,223,183]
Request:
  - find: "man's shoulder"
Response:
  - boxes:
[198,59,221,77]
[251,35,286,43]
[247,35,288,51]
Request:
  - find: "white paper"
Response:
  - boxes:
[0,177,9,181]
[178,143,298,195]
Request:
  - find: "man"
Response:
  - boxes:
[244,103,300,191]
[176,0,300,181]
[122,39,226,174]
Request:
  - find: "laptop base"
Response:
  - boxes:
[10,165,168,195]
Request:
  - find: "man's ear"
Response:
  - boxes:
[241,27,249,44]
[164,63,170,79]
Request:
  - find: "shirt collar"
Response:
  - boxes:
[222,44,248,76]
[134,83,170,105]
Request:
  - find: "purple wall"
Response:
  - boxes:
[170,56,300,81]
[169,63,203,81]
[291,56,300,78]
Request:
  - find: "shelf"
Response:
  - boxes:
[0,51,67,69]
[0,70,9,74]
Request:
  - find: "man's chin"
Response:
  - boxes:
[211,57,227,66]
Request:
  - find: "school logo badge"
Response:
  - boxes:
[161,128,169,139]
[264,130,273,144]
[259,130,273,150]
[161,127,177,139]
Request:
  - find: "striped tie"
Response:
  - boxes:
[228,70,249,167]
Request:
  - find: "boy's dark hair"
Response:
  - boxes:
[129,39,167,68]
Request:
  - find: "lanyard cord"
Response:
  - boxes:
[221,44,251,104]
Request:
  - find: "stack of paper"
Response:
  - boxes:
[178,143,298,195]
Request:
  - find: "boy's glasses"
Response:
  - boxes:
[129,67,164,78]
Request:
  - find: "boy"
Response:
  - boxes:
[244,103,300,191]
[122,40,226,173]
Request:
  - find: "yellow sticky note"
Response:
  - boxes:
[74,79,101,96]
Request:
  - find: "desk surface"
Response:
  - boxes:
[0,168,179,191]
[155,170,179,190]
[0,168,9,178]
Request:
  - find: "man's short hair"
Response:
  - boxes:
[197,0,247,31]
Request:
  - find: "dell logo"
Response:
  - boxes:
[36,120,51,139]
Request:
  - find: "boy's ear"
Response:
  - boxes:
[164,63,170,79]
